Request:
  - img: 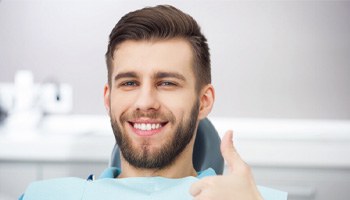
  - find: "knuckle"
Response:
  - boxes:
[201,177,216,187]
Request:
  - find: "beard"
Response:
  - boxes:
[110,100,200,170]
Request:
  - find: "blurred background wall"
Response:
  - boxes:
[1,2,350,200]
[1,0,349,119]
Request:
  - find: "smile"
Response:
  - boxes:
[133,123,162,131]
[128,121,168,136]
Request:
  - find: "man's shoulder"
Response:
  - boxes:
[22,177,87,200]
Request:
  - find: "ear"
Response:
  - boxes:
[198,84,215,120]
[103,84,111,114]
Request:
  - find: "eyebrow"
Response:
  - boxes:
[114,72,138,82]
[113,71,187,82]
[153,72,186,81]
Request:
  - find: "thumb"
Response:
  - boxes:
[220,130,241,173]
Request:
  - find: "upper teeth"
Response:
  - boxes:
[134,123,162,131]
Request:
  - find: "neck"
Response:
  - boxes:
[118,140,197,178]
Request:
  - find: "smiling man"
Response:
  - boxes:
[105,39,203,178]
[21,5,287,200]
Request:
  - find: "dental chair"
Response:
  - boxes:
[109,118,224,175]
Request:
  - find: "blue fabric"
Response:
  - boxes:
[21,168,287,200]
[99,167,216,179]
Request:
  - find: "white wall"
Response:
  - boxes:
[1,0,349,119]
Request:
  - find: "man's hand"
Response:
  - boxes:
[190,130,263,200]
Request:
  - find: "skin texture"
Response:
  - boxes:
[104,38,262,199]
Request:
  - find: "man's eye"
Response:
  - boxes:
[121,81,138,87]
[158,81,177,87]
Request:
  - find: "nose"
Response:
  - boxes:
[134,84,160,111]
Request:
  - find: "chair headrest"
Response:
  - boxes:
[109,118,224,174]
[193,118,224,174]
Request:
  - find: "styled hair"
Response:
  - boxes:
[105,5,211,92]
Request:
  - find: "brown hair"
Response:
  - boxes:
[105,5,211,92]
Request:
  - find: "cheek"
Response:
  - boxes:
[109,93,134,115]
[158,93,179,109]
[159,92,196,117]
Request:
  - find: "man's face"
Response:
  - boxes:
[105,39,200,169]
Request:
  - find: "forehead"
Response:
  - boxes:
[111,38,195,78]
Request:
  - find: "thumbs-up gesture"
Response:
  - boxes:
[190,130,263,200]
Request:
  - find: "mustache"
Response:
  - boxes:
[120,110,176,123]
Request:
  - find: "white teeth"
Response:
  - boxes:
[133,123,162,131]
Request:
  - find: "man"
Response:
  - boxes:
[21,5,287,200]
